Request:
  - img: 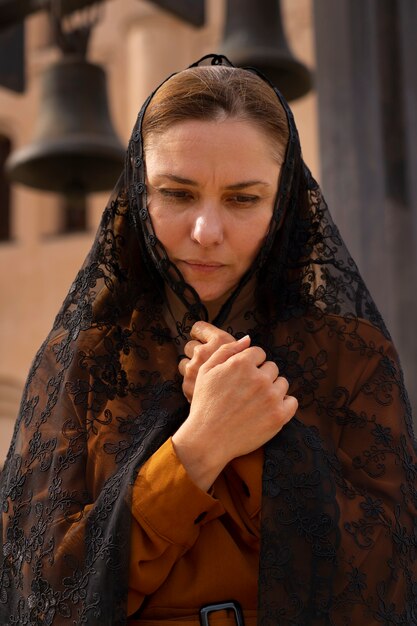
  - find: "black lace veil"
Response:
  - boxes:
[1,55,416,625]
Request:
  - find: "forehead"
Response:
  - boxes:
[144,118,283,174]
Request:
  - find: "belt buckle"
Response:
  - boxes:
[199,600,244,626]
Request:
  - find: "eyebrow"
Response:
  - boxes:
[154,173,271,189]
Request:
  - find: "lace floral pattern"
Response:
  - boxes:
[1,55,416,625]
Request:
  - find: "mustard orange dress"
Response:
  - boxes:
[128,441,262,624]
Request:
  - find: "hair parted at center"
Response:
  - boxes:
[142,65,289,164]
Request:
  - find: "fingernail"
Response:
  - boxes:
[237,334,250,343]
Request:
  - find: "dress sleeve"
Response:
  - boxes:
[127,437,225,616]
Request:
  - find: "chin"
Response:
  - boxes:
[197,287,234,307]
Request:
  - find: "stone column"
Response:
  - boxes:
[313,0,417,424]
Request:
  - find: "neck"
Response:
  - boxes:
[164,276,257,338]
[202,294,233,322]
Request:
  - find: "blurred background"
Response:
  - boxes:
[0,0,416,465]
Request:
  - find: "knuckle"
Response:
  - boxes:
[192,321,205,333]
[284,396,298,418]
[254,346,266,360]
[267,361,279,377]
[184,360,195,377]
[193,344,208,363]
[278,376,289,390]
[193,344,204,361]
[291,396,299,412]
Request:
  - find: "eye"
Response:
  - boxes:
[227,194,260,206]
[158,189,194,202]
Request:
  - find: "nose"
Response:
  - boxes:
[190,203,224,247]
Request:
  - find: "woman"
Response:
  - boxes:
[0,55,416,626]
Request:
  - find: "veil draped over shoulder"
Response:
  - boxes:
[1,55,416,626]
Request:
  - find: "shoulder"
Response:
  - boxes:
[292,312,395,359]
[279,313,402,407]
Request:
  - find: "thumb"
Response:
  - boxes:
[202,334,251,370]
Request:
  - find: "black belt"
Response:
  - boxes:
[199,601,244,626]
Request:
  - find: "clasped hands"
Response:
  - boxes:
[172,321,298,491]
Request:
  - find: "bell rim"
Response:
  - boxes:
[6,139,125,193]
[219,48,313,101]
[6,136,125,163]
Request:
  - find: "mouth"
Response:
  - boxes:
[180,260,225,273]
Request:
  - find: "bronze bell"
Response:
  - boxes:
[220,0,312,101]
[6,55,125,193]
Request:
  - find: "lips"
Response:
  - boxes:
[180,260,225,273]
[184,260,224,267]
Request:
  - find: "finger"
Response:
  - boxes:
[203,334,251,370]
[238,345,267,368]
[272,375,290,396]
[184,340,201,359]
[282,394,298,417]
[259,360,279,382]
[190,321,235,345]
[178,357,190,377]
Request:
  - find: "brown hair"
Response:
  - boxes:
[142,66,289,163]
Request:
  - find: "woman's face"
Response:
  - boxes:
[145,118,283,316]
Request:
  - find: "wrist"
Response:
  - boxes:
[172,425,225,492]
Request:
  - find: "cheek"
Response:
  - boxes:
[148,204,190,258]
[148,203,173,245]
[237,212,272,262]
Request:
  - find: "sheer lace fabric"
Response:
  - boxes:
[0,56,416,625]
